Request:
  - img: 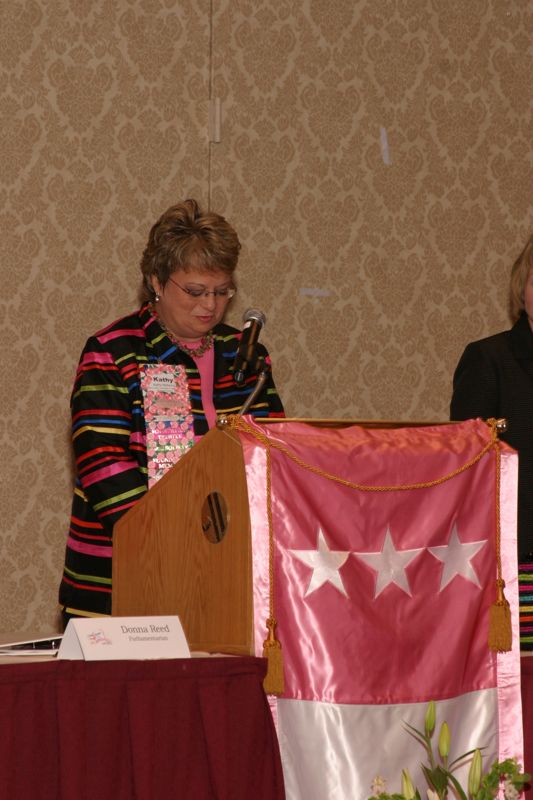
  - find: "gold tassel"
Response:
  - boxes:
[262,617,284,695]
[488,579,512,652]
[485,422,512,653]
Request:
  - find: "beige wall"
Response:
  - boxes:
[1,0,531,633]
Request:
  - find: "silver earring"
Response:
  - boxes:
[155,293,160,302]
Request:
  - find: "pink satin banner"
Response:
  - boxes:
[239,418,523,797]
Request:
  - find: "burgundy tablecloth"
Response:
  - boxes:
[0,656,285,800]
[522,656,533,790]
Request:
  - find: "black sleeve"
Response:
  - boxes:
[450,341,500,421]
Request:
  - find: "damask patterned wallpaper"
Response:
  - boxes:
[0,0,531,633]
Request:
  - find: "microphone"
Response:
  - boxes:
[233,308,266,385]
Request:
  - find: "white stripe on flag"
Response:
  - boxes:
[277,690,499,800]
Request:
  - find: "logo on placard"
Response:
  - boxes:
[87,629,112,646]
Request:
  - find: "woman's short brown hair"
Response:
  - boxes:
[140,199,241,301]
[509,233,533,322]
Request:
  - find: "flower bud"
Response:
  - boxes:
[438,722,450,759]
[468,749,482,797]
[401,768,416,800]
[425,701,436,737]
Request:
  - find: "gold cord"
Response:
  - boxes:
[227,415,500,493]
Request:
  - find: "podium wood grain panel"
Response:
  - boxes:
[113,427,254,655]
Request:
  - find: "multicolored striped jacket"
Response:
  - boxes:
[59,303,285,617]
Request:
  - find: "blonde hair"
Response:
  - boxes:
[509,233,533,322]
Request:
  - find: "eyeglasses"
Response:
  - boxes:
[167,275,236,300]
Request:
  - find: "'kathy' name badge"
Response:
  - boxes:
[140,364,195,487]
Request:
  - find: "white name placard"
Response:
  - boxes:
[58,616,190,661]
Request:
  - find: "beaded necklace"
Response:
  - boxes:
[152,305,214,358]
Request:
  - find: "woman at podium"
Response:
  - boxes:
[59,199,285,623]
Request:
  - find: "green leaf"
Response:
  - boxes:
[422,765,449,794]
[403,721,433,765]
[403,721,430,749]
[448,748,484,770]
[446,771,468,800]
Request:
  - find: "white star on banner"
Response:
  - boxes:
[290,528,350,597]
[353,527,425,599]
[428,523,487,590]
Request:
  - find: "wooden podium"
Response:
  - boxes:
[112,424,255,654]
